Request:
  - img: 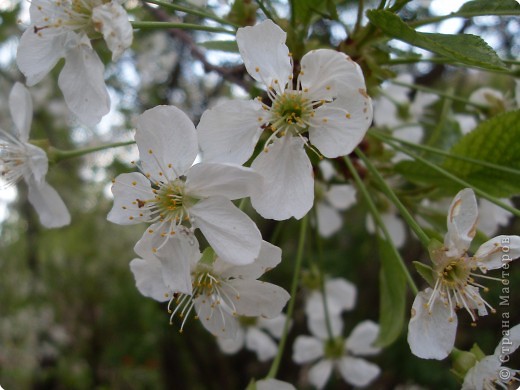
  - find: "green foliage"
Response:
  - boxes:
[375,238,407,347]
[366,10,507,71]
[396,110,520,197]
[457,0,520,15]
[198,40,239,53]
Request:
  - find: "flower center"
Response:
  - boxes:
[269,92,312,135]
[323,337,345,359]
[440,259,471,287]
[154,179,191,222]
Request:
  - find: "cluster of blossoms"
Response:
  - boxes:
[4,2,520,387]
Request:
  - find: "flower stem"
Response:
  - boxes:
[266,215,308,379]
[355,149,431,248]
[144,0,239,28]
[131,21,235,34]
[377,136,520,217]
[50,140,135,163]
[345,156,419,295]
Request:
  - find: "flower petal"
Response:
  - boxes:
[92,1,132,61]
[346,320,381,356]
[9,83,33,141]
[197,99,264,165]
[258,314,286,339]
[58,40,110,126]
[300,49,367,102]
[26,178,70,228]
[129,258,170,302]
[461,356,501,390]
[136,105,198,182]
[17,28,68,86]
[190,197,261,265]
[194,294,239,338]
[309,93,372,158]
[292,335,324,364]
[474,235,520,272]
[478,198,513,237]
[107,172,155,225]
[216,327,245,354]
[326,184,356,210]
[251,136,313,220]
[316,202,342,238]
[236,19,292,93]
[308,359,333,390]
[407,289,457,360]
[494,323,520,357]
[185,163,262,200]
[245,327,278,361]
[256,379,295,390]
[337,356,380,387]
[308,314,343,339]
[214,240,282,281]
[445,188,478,257]
[227,279,290,318]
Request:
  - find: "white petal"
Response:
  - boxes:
[346,320,381,356]
[316,202,342,238]
[308,359,333,390]
[309,93,372,158]
[478,198,513,237]
[474,235,520,271]
[245,327,278,361]
[300,50,367,101]
[9,83,33,141]
[58,42,110,126]
[129,258,170,302]
[337,356,380,387]
[215,240,282,281]
[256,379,295,390]
[308,314,343,339]
[292,335,324,364]
[366,212,406,248]
[16,28,68,86]
[107,172,155,225]
[26,178,70,228]
[226,279,290,318]
[445,188,478,257]
[251,136,313,220]
[25,143,49,184]
[136,105,198,182]
[194,294,239,338]
[407,289,457,360]
[236,20,292,93]
[216,327,245,354]
[258,314,286,339]
[197,99,264,165]
[190,197,261,265]
[326,184,357,210]
[185,163,262,200]
[92,1,132,61]
[325,278,358,313]
[153,234,201,295]
[494,323,520,358]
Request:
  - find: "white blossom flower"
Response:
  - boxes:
[315,181,356,238]
[366,211,407,249]
[108,105,263,266]
[293,317,381,389]
[462,323,520,390]
[305,277,357,324]
[198,19,372,220]
[408,188,520,360]
[0,83,70,228]
[130,238,290,338]
[254,379,296,390]
[16,0,133,126]
[216,314,286,362]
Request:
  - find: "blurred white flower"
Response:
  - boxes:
[408,188,520,360]
[293,317,381,389]
[366,210,407,249]
[198,19,372,220]
[216,314,286,362]
[0,83,70,228]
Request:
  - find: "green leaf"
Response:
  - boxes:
[366,10,507,71]
[293,0,338,26]
[198,40,238,53]
[375,238,407,347]
[457,0,520,15]
[442,110,520,197]
[413,261,435,286]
